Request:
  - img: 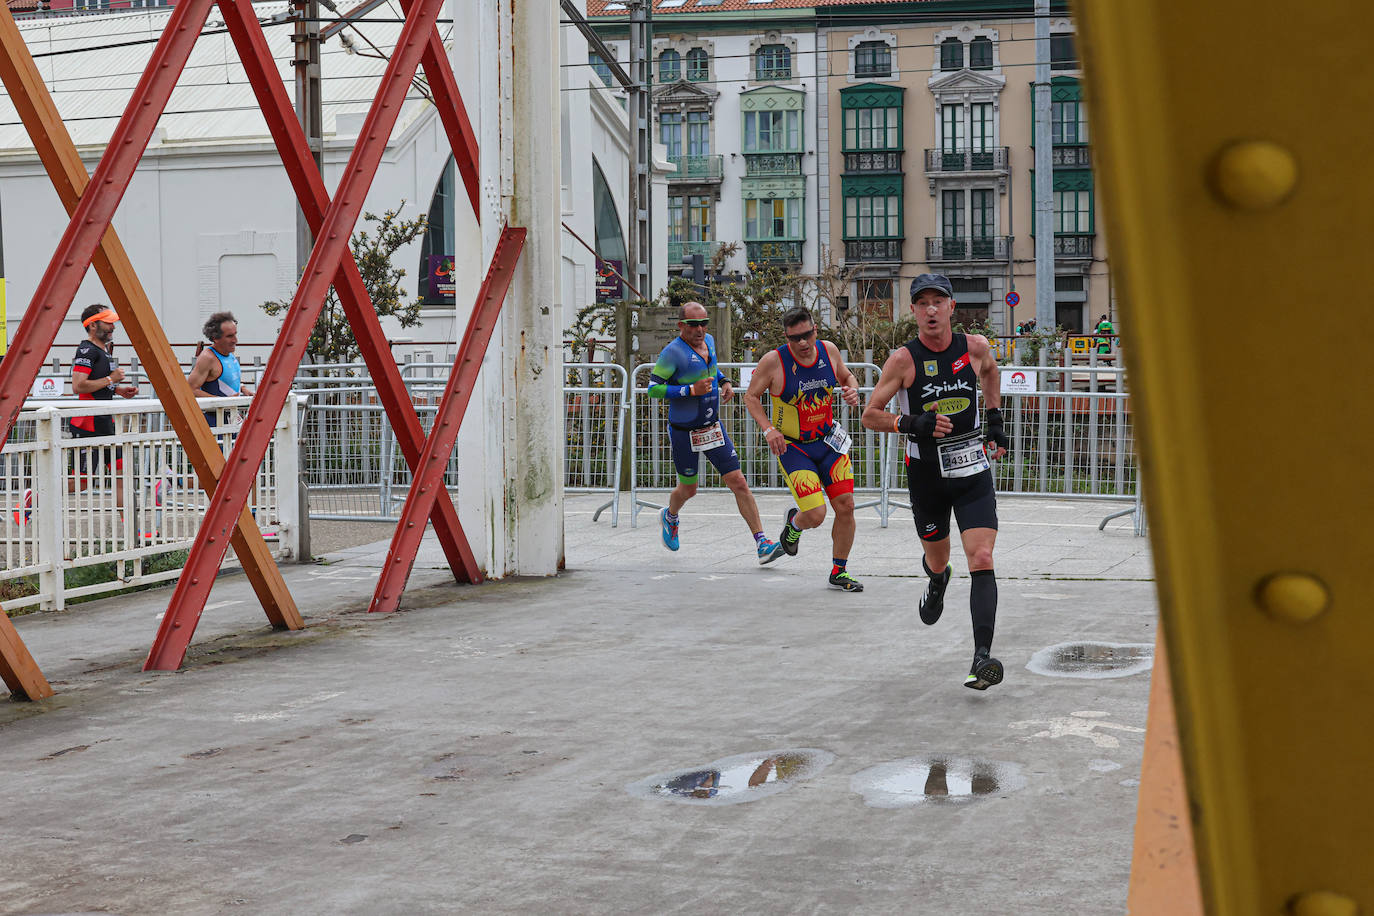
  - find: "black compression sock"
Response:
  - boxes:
[970,569,998,653]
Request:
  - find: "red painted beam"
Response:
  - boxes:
[144,0,445,671]
[0,0,214,454]
[217,0,480,583]
[369,226,526,614]
[395,0,479,217]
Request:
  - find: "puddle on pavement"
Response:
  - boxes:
[851,757,1026,808]
[1026,642,1153,679]
[627,748,834,806]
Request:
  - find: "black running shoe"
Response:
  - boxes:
[963,651,1004,691]
[919,563,952,625]
[828,570,864,592]
[779,507,802,557]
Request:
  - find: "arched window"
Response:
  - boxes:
[592,159,628,299]
[418,155,455,304]
[659,49,681,83]
[969,36,993,70]
[940,37,963,71]
[685,47,709,82]
[854,40,891,77]
[755,44,791,81]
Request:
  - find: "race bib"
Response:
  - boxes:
[822,425,852,455]
[937,436,990,479]
[689,423,726,452]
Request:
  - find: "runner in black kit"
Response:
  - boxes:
[69,304,140,506]
[861,274,1010,689]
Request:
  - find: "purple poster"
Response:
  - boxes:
[428,254,456,301]
[595,258,623,303]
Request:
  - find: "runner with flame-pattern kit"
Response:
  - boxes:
[744,306,864,592]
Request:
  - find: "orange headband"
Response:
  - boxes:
[82,309,119,328]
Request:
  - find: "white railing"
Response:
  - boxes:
[0,396,300,613]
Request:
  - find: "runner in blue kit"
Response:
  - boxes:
[861,274,1011,690]
[649,301,783,563]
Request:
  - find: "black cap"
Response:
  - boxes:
[910,273,954,300]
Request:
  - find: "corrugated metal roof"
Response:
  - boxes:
[0,2,439,153]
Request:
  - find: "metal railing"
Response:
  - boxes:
[564,363,628,526]
[1053,234,1095,258]
[924,147,1011,173]
[667,240,726,263]
[292,364,460,522]
[842,150,902,173]
[745,240,804,263]
[926,236,1013,261]
[667,154,723,181]
[844,238,903,262]
[627,362,889,527]
[0,396,298,613]
[743,152,802,177]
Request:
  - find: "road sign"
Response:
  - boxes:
[1005,291,1020,308]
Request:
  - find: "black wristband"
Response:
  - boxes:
[985,407,1009,450]
[898,411,939,437]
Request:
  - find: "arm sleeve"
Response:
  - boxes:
[648,350,690,400]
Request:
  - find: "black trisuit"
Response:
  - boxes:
[897,332,998,541]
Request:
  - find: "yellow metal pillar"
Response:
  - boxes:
[1073,2,1372,913]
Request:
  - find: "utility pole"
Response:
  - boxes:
[1033,0,1055,330]
[293,0,324,276]
[627,0,652,302]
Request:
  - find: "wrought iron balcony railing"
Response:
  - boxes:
[844,238,903,262]
[668,240,726,263]
[923,147,1011,173]
[744,152,802,177]
[1053,234,1094,258]
[667,154,724,182]
[746,240,803,264]
[1051,145,1091,168]
[842,150,902,173]
[925,236,1012,261]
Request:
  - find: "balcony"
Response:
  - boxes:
[842,150,902,174]
[925,236,1012,262]
[844,238,903,263]
[924,147,1010,174]
[744,152,802,177]
[667,154,724,183]
[1053,234,1094,258]
[746,240,803,264]
[668,240,726,263]
[1052,145,1091,168]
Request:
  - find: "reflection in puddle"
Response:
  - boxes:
[851,757,1026,808]
[1026,642,1153,679]
[628,748,834,806]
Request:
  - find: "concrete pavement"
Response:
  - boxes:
[1,491,1156,915]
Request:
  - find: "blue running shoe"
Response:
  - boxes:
[661,508,680,551]
[757,538,784,565]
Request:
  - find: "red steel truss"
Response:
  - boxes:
[0,0,521,684]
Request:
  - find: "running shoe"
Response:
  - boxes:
[919,563,953,625]
[660,508,679,551]
[828,570,864,592]
[779,507,802,557]
[757,538,784,565]
[964,650,1004,691]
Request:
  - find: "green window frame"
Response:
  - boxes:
[685,48,708,82]
[1054,189,1093,233]
[843,106,900,151]
[855,41,891,78]
[1052,99,1089,144]
[756,44,791,81]
[686,112,710,156]
[940,37,963,71]
[971,188,995,239]
[844,194,901,239]
[667,195,685,243]
[745,197,802,240]
[659,49,681,83]
[659,112,682,159]
[941,189,965,239]
[744,109,801,153]
[969,36,993,70]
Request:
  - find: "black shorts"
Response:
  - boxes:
[905,454,998,542]
[69,426,124,474]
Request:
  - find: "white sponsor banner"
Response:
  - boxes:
[1000,368,1037,394]
[31,377,64,398]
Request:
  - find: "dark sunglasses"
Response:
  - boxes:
[785,328,816,343]
[680,318,709,327]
